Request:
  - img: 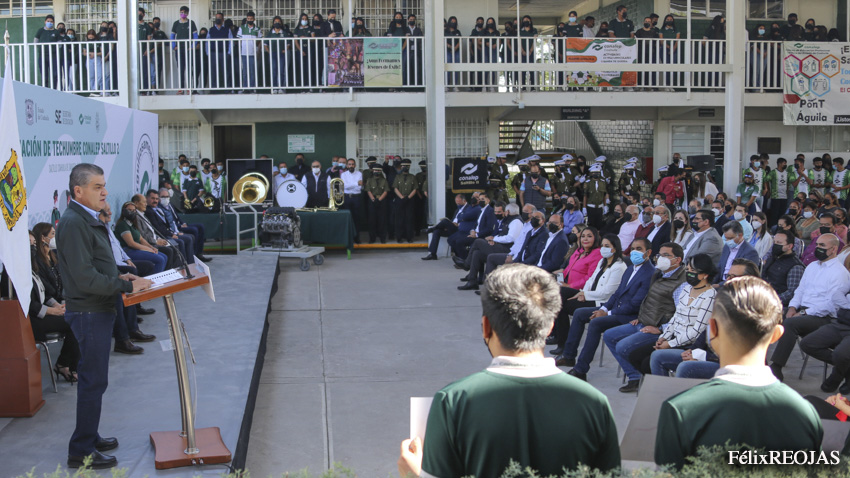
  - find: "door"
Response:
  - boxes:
[214,125,254,170]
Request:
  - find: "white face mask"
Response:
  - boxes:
[656,256,672,272]
[569,16,577,23]
[733,211,744,221]
[751,220,762,230]
[301,19,308,26]
[712,208,722,217]
[312,167,321,174]
[803,211,814,219]
[49,237,57,250]
[653,199,661,207]
[652,214,663,224]
[600,246,613,258]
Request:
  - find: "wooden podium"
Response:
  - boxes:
[123,264,231,469]
[0,299,45,417]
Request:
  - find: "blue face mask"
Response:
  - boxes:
[46,21,54,29]
[182,166,190,173]
[281,167,287,175]
[724,238,738,249]
[630,250,646,265]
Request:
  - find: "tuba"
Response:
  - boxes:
[232,173,270,204]
[323,178,345,211]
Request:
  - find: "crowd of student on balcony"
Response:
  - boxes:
[24,6,846,95]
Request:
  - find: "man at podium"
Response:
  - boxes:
[57,164,152,469]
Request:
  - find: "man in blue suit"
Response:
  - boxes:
[554,238,655,380]
[715,220,760,284]
[451,193,496,263]
[647,205,672,257]
[536,214,569,272]
[423,193,476,260]
[516,211,548,266]
[157,187,211,262]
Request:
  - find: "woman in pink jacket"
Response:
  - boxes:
[562,226,603,289]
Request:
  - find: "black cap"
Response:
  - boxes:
[366,156,377,163]
[401,159,412,165]
[371,164,383,171]
[328,9,336,14]
[418,160,426,166]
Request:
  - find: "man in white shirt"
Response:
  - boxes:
[273,160,297,201]
[483,205,538,279]
[461,203,527,290]
[617,204,641,250]
[769,233,850,381]
[582,16,597,38]
[340,158,363,243]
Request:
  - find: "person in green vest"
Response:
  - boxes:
[735,172,760,215]
[550,158,568,195]
[655,276,823,470]
[583,163,608,229]
[511,158,530,198]
[765,157,795,227]
[742,155,767,210]
[182,166,205,212]
[831,157,850,208]
[208,167,227,200]
[393,158,418,243]
[809,156,833,198]
[399,264,620,478]
[171,157,191,194]
[561,154,580,195]
[366,163,390,243]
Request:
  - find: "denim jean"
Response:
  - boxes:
[650,348,685,376]
[676,360,719,379]
[604,323,661,381]
[446,50,460,86]
[124,248,167,273]
[572,311,635,374]
[271,52,287,88]
[111,293,138,341]
[65,310,116,456]
[86,57,104,90]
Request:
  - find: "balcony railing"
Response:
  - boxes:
[0,37,784,97]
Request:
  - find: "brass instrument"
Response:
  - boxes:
[184,196,193,211]
[321,177,345,211]
[232,172,270,204]
[203,194,215,209]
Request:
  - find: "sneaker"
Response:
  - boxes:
[619,379,640,393]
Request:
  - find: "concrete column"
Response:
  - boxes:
[425,0,446,223]
[116,0,134,108]
[444,0,499,30]
[722,0,745,195]
[487,108,499,157]
[198,122,214,160]
[345,115,357,163]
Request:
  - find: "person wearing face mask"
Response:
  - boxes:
[350,17,372,37]
[809,156,832,197]
[468,16,488,92]
[170,158,192,193]
[444,16,462,90]
[518,15,538,90]
[735,172,760,216]
[510,158,530,197]
[392,159,419,243]
[453,190,494,259]
[583,164,608,229]
[272,161,296,198]
[424,194,474,260]
[559,238,655,376]
[732,203,754,241]
[748,211,773,261]
[208,168,226,200]
[617,162,641,203]
[617,204,641,251]
[602,242,686,392]
[600,203,627,237]
[769,233,850,383]
[482,204,539,276]
[656,276,823,470]
[399,264,621,478]
[264,16,291,94]
[683,209,723,266]
[308,14,327,89]
[500,20,519,89]
[760,230,805,307]
[520,163,552,211]
[290,153,308,181]
[207,12,233,91]
[32,223,64,303]
[293,13,316,90]
[339,158,363,243]
[764,157,792,227]
[181,166,205,211]
[170,6,198,94]
[830,158,850,208]
[608,5,634,39]
[301,160,332,209]
[800,213,845,266]
[148,18,168,92]
[322,9,344,38]
[796,201,820,244]
[34,14,60,89]
[670,209,694,248]
[236,11,262,92]
[459,203,524,290]
[530,214,568,274]
[646,205,671,256]
[715,221,760,285]
[365,163,390,244]
[634,16,658,88]
[505,211,548,268]
[801,291,850,395]
[401,14,424,88]
[561,225,603,291]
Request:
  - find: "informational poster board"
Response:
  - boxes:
[451,157,489,192]
[565,38,637,87]
[783,42,850,125]
[287,134,315,153]
[362,38,402,88]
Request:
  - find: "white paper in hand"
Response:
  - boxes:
[410,397,433,441]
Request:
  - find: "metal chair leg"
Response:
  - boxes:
[824,363,829,382]
[799,353,809,380]
[598,345,605,367]
[39,342,58,393]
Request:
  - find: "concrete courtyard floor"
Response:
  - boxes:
[246,250,829,478]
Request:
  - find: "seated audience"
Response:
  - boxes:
[423,194,477,261]
[602,242,687,393]
[562,195,585,233]
[551,234,626,355]
[536,214,568,273]
[683,209,723,264]
[797,201,820,245]
[398,264,620,478]
[801,212,846,265]
[770,233,850,381]
[748,211,772,261]
[28,232,79,383]
[144,190,195,265]
[483,207,537,276]
[450,193,494,261]
[670,209,693,248]
[157,187,212,262]
[760,230,804,306]
[558,238,655,375]
[800,287,850,394]
[777,214,805,256]
[32,222,63,302]
[647,205,671,256]
[600,203,626,236]
[458,202,524,290]
[617,204,641,251]
[716,221,760,284]
[733,203,754,241]
[712,199,730,233]
[655,276,823,470]
[114,202,171,271]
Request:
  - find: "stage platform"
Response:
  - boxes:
[0,255,279,477]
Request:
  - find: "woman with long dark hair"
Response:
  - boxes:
[32,222,63,302]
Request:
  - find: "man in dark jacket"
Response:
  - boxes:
[58,164,151,469]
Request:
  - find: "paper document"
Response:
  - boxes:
[194,256,216,302]
[144,269,184,287]
[410,397,433,440]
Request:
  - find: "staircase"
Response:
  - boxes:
[499,121,534,155]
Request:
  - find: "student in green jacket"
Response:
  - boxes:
[655,276,822,470]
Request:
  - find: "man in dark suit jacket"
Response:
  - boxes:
[144,190,194,265]
[648,205,672,256]
[450,194,496,261]
[556,238,656,379]
[423,193,474,260]
[537,214,569,272]
[715,220,761,283]
[517,212,548,266]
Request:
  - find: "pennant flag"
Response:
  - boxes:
[0,50,32,314]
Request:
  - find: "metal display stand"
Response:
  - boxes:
[226,203,325,271]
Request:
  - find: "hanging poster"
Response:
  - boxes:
[565,38,637,87]
[783,42,850,126]
[327,39,365,87]
[362,38,402,88]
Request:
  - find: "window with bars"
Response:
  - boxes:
[355,0,423,34]
[748,0,783,19]
[210,0,344,29]
[357,120,426,167]
[64,0,152,32]
[0,0,51,16]
[670,0,726,18]
[446,119,487,158]
[159,121,201,170]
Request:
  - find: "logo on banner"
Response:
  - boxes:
[1,149,27,231]
[25,100,34,125]
[95,112,101,132]
[134,134,155,195]
[460,163,478,176]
